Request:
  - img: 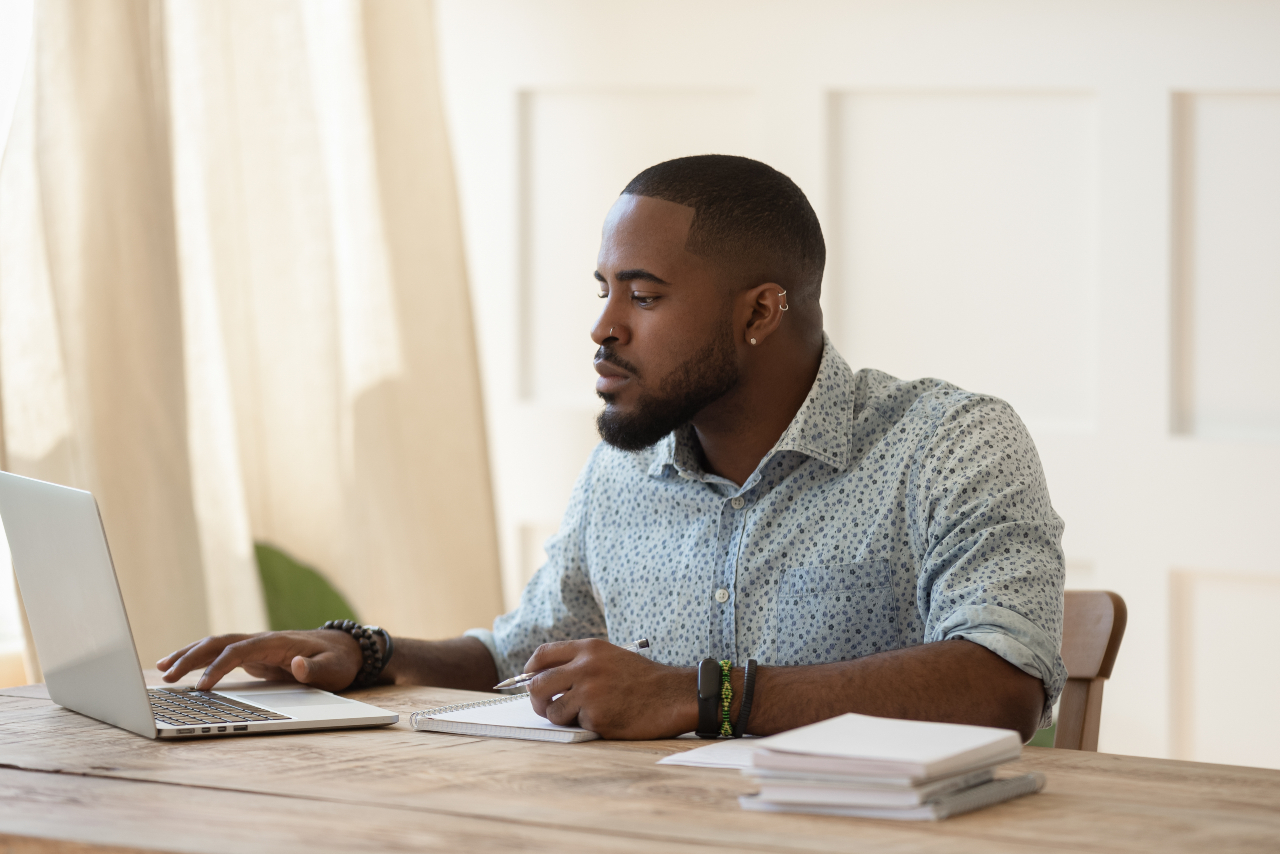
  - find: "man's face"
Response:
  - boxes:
[592,194,740,451]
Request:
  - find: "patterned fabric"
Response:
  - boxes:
[468,335,1067,727]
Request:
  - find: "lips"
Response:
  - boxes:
[594,358,632,395]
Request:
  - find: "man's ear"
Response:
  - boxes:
[742,283,789,346]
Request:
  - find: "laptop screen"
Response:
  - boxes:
[0,471,155,737]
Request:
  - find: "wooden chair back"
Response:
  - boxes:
[1055,590,1127,751]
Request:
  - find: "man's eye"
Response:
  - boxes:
[633,294,658,307]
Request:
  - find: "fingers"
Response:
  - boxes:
[196,636,285,690]
[196,632,362,691]
[523,639,616,728]
[523,638,605,675]
[522,640,687,738]
[544,690,583,728]
[523,639,619,720]
[523,640,588,719]
[156,640,201,673]
[159,634,253,683]
[527,673,583,728]
[156,630,363,692]
[525,662,577,719]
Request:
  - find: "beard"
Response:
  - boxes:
[595,327,739,452]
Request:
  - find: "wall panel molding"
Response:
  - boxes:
[1171,92,1280,440]
[827,90,1099,434]
[1170,569,1280,768]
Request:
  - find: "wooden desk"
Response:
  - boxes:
[1,677,1277,854]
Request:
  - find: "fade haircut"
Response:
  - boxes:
[621,155,825,303]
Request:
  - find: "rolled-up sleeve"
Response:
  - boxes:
[471,446,609,681]
[911,395,1067,729]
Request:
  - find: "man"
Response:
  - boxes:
[160,155,1066,742]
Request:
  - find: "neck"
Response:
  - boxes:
[691,327,824,486]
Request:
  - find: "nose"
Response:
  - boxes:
[591,296,627,346]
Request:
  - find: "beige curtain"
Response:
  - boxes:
[0,0,503,670]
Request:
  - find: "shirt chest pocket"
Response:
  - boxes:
[775,560,898,666]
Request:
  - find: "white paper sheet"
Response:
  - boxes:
[657,738,761,769]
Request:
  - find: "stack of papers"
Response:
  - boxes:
[739,713,1044,821]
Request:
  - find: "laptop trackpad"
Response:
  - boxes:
[237,690,355,708]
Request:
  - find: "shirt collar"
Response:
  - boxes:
[647,333,856,480]
[647,426,696,478]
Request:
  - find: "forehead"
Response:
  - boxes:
[597,194,697,271]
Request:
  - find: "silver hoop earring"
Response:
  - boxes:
[777,289,789,312]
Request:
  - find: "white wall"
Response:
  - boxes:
[435,0,1280,768]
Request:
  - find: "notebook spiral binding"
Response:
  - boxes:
[410,692,530,730]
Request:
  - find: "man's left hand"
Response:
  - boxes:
[522,639,696,739]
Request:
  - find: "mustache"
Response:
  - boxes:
[594,345,639,377]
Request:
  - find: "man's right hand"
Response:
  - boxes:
[155,630,364,692]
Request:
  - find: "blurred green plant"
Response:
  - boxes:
[1027,721,1056,748]
[254,542,357,631]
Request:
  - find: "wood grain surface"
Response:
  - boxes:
[1,677,1277,854]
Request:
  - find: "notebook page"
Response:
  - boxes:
[425,694,589,734]
[756,712,1019,765]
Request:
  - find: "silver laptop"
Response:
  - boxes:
[0,471,397,739]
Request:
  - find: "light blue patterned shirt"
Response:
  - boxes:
[469,336,1067,726]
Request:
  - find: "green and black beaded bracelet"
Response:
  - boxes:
[718,659,733,737]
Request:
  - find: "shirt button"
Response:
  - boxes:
[730,496,745,509]
[714,588,730,603]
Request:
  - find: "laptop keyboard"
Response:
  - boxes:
[148,689,291,728]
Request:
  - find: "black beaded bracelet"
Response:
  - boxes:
[319,620,393,689]
[733,659,758,738]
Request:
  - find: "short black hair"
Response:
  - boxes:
[621,155,825,302]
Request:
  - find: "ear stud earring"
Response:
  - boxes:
[749,338,757,345]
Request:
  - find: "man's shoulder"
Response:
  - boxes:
[851,367,1022,436]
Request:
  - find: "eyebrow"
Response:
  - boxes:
[595,269,671,285]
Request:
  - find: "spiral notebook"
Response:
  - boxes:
[409,693,598,743]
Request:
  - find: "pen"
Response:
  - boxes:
[492,638,650,690]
